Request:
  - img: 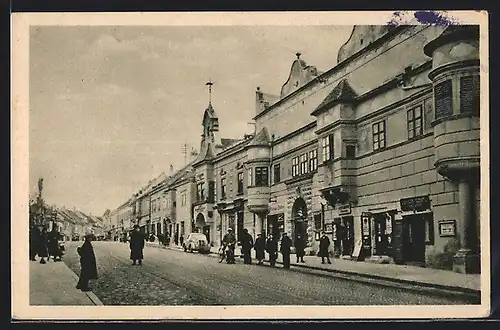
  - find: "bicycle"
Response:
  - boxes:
[218,245,226,263]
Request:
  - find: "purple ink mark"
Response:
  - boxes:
[387,10,460,26]
[414,11,459,26]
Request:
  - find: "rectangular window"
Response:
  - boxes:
[372,120,386,151]
[434,79,453,119]
[292,156,299,177]
[196,183,205,202]
[299,153,308,175]
[407,106,423,139]
[255,166,269,187]
[308,149,318,172]
[208,181,215,203]
[247,168,253,187]
[220,178,227,200]
[273,164,281,184]
[346,145,356,159]
[237,172,244,195]
[321,135,334,162]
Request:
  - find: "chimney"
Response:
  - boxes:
[255,86,265,116]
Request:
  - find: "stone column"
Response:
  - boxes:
[453,178,480,274]
[254,213,262,237]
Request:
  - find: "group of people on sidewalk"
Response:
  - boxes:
[29,225,64,264]
[221,228,333,268]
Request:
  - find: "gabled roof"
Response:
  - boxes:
[311,79,358,116]
[247,127,270,147]
[221,138,241,149]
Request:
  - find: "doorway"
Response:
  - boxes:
[401,214,427,264]
[341,216,354,256]
[292,198,308,245]
[373,213,392,256]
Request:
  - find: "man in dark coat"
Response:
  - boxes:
[240,228,254,264]
[280,232,293,269]
[38,227,49,264]
[222,228,237,264]
[295,234,306,263]
[266,234,278,267]
[254,233,265,265]
[47,228,63,262]
[130,225,145,265]
[76,234,98,292]
[319,232,332,264]
[29,225,40,261]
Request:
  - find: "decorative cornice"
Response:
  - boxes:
[434,157,480,182]
[428,59,480,81]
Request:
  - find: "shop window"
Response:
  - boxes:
[237,172,244,195]
[346,145,356,159]
[322,134,334,162]
[407,106,423,139]
[308,149,318,172]
[273,163,281,184]
[255,166,269,187]
[292,157,299,177]
[460,75,480,115]
[424,213,435,245]
[372,120,386,151]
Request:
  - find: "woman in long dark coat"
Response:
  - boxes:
[37,227,49,264]
[77,234,98,292]
[265,234,278,267]
[29,225,40,261]
[130,225,145,265]
[254,233,266,265]
[319,232,332,264]
[295,234,306,263]
[47,229,63,261]
[280,233,293,269]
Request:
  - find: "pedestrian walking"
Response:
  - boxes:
[266,234,278,267]
[254,233,265,265]
[319,232,332,264]
[280,232,293,269]
[240,228,254,264]
[295,234,306,263]
[179,234,184,247]
[47,228,63,262]
[76,234,98,292]
[130,225,145,266]
[37,227,49,264]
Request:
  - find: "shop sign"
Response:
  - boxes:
[438,220,457,237]
[338,203,351,215]
[400,195,430,212]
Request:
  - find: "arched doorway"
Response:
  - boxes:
[196,213,211,243]
[291,198,308,245]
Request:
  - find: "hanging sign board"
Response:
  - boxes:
[400,195,430,212]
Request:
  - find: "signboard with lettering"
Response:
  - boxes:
[400,195,430,212]
[434,79,453,120]
[460,75,480,115]
[439,220,457,237]
[338,203,351,215]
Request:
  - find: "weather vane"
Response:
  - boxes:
[206,79,214,104]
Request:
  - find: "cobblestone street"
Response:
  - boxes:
[62,242,476,306]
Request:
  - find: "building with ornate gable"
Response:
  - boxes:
[108,25,481,274]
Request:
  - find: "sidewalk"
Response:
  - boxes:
[29,260,103,306]
[146,242,480,294]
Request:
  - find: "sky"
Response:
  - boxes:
[29,25,353,216]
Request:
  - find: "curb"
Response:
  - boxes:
[152,244,480,299]
[65,263,104,306]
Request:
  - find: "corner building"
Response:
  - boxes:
[241,25,480,274]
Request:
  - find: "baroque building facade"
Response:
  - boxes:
[108,25,481,274]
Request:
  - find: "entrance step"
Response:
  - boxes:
[364,255,393,264]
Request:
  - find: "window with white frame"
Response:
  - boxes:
[321,134,334,162]
[372,120,386,151]
[292,156,299,177]
[308,149,318,172]
[299,153,308,175]
[407,106,423,139]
